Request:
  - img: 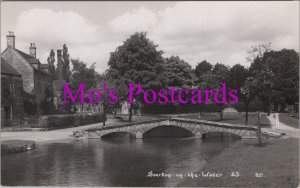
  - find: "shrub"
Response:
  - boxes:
[39,112,105,129]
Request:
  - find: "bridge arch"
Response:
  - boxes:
[101,131,136,139]
[142,125,194,138]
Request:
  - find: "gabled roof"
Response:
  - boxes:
[1,57,22,76]
[40,64,49,69]
[13,48,50,75]
[15,49,36,60]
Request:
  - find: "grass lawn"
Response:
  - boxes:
[279,113,299,129]
[177,137,299,187]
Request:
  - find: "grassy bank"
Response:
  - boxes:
[178,137,299,187]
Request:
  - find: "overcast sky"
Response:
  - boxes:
[1,1,299,73]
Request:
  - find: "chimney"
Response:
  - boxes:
[57,49,63,80]
[6,31,15,48]
[29,43,36,58]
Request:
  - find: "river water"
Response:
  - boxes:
[2,133,238,187]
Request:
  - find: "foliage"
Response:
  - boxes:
[194,60,213,82]
[70,59,102,93]
[228,64,249,90]
[249,48,299,112]
[163,56,194,88]
[23,91,37,115]
[62,44,71,82]
[47,49,56,80]
[106,32,165,121]
[247,42,272,63]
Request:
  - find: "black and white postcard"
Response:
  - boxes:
[1,1,299,187]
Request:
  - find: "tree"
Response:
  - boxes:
[62,44,71,83]
[212,63,230,80]
[69,59,101,112]
[200,63,230,120]
[247,42,272,63]
[240,77,256,125]
[163,56,194,88]
[106,32,165,121]
[70,59,100,92]
[228,64,252,124]
[47,50,56,80]
[228,64,249,89]
[194,60,213,83]
[251,65,274,146]
[260,49,299,111]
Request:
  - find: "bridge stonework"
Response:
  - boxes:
[85,118,259,139]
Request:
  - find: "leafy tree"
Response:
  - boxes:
[194,60,213,82]
[229,64,249,89]
[47,50,56,80]
[69,59,102,111]
[70,59,100,92]
[106,32,165,121]
[211,63,230,81]
[247,42,272,63]
[163,56,194,88]
[62,44,71,82]
[260,49,299,111]
[251,66,274,146]
[240,77,256,125]
[200,69,228,120]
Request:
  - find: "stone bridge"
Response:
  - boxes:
[82,118,263,139]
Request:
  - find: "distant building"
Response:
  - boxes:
[1,31,51,113]
[1,57,24,122]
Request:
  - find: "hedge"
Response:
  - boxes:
[39,112,105,129]
[141,102,260,114]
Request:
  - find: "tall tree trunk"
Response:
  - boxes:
[220,105,223,120]
[103,105,106,127]
[280,103,285,112]
[114,108,117,118]
[245,102,249,125]
[273,102,278,112]
[128,104,133,122]
[257,97,262,146]
[10,105,13,120]
[258,110,262,146]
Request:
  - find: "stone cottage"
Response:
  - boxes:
[1,57,24,123]
[1,31,51,113]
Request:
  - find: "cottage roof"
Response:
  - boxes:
[14,49,49,75]
[40,64,49,69]
[1,57,22,76]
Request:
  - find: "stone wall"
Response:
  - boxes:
[39,112,105,129]
[34,69,51,105]
[1,74,24,125]
[1,48,35,93]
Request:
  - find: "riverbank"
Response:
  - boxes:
[1,140,35,154]
[1,116,159,142]
[0,119,118,142]
[177,136,299,187]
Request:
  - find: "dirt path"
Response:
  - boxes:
[1,119,119,142]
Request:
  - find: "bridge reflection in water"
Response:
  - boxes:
[84,118,259,139]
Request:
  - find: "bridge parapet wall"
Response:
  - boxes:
[84,118,258,139]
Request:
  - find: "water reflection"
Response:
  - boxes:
[2,134,238,187]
